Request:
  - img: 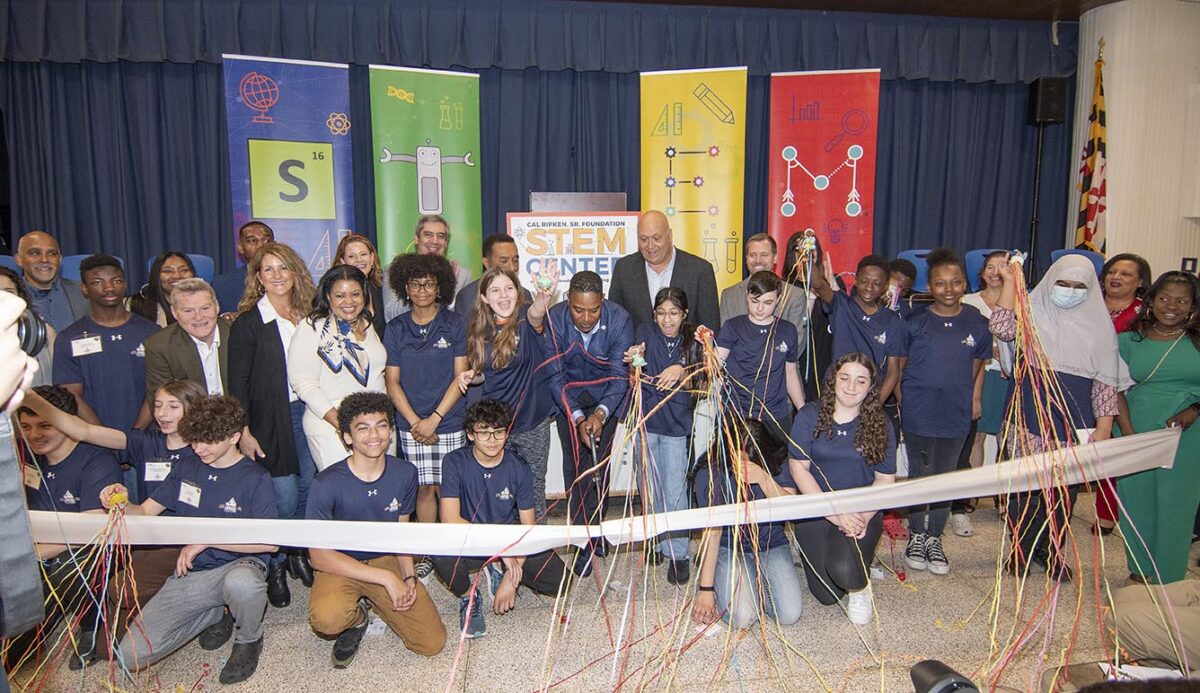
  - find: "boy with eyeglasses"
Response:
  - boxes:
[432,399,567,639]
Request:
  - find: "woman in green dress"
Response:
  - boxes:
[1116,271,1200,584]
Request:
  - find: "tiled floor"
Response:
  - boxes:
[19,493,1200,692]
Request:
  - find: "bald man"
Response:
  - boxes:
[16,230,90,331]
[607,210,720,332]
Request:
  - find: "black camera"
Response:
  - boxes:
[17,308,48,357]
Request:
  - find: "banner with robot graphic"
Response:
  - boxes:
[369,66,482,273]
[223,55,355,277]
[640,67,748,293]
[767,69,880,280]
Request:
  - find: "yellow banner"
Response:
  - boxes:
[640,67,747,292]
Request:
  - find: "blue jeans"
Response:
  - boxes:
[903,432,968,538]
[714,542,804,630]
[268,401,319,567]
[634,432,691,561]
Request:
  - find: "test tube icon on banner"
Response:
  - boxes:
[725,238,739,274]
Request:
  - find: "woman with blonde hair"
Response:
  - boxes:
[228,242,320,607]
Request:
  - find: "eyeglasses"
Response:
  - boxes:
[654,309,684,320]
[472,428,508,441]
[407,280,438,293]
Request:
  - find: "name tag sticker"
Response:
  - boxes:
[144,461,172,482]
[71,335,103,357]
[179,480,202,508]
[23,465,41,490]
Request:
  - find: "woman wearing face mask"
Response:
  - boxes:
[457,266,555,520]
[289,265,388,472]
[990,255,1130,582]
[623,287,704,585]
[1115,272,1200,584]
[1093,253,1152,535]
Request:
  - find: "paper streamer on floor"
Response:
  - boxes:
[28,428,1180,557]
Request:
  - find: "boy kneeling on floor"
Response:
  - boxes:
[100,396,278,685]
[433,399,568,639]
[306,392,446,668]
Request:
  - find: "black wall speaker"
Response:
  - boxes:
[1030,77,1068,125]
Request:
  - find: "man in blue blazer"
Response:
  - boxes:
[540,271,633,577]
[608,210,720,332]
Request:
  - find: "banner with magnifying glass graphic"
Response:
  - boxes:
[767,69,880,281]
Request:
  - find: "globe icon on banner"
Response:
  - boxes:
[239,71,279,124]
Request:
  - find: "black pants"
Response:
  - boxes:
[432,550,566,598]
[555,395,618,534]
[2,552,98,670]
[950,417,979,514]
[793,513,883,606]
[1005,485,1078,564]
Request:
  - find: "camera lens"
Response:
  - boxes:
[16,309,48,357]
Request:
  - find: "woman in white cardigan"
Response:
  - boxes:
[288,265,388,471]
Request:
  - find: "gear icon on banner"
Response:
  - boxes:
[326,112,351,136]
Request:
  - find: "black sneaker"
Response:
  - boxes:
[666,559,690,585]
[68,629,96,670]
[592,540,609,558]
[218,637,264,685]
[645,551,664,567]
[198,609,234,650]
[415,557,435,586]
[571,548,594,578]
[331,602,368,669]
[267,560,291,608]
[287,549,314,588]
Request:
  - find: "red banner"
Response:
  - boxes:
[768,69,880,280]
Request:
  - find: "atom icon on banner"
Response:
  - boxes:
[326,113,351,136]
[239,71,279,124]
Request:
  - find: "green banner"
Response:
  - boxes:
[369,66,482,272]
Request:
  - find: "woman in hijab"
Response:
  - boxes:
[989,254,1130,582]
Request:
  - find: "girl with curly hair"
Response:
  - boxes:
[457,266,556,519]
[897,248,991,576]
[788,352,896,625]
[383,253,468,582]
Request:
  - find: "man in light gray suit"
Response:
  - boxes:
[608,210,719,332]
[16,230,90,332]
[719,233,808,341]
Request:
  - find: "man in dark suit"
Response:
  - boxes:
[608,210,719,332]
[144,278,230,403]
[15,230,90,332]
[453,233,529,318]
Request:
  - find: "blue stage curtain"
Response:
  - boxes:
[0,0,1079,281]
[1,0,1076,83]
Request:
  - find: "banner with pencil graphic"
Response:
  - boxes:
[640,67,748,293]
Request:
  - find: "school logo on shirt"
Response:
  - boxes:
[434,337,451,349]
[218,497,241,514]
[496,486,513,501]
[60,490,78,505]
[962,334,976,348]
[385,497,400,512]
[776,340,789,354]
[873,332,887,345]
[133,343,146,357]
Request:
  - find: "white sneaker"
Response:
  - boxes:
[950,513,975,538]
[846,588,873,625]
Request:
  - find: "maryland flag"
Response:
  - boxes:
[1074,52,1107,253]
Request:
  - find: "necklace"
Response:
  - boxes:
[1151,324,1184,338]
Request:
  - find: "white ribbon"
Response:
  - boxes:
[30,428,1179,557]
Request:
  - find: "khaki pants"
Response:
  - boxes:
[308,555,445,657]
[1109,581,1200,672]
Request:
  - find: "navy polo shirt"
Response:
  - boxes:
[634,323,693,437]
[826,292,905,375]
[899,305,992,438]
[479,319,555,434]
[693,464,793,553]
[384,308,467,434]
[716,315,800,425]
[123,429,197,509]
[306,455,418,561]
[53,314,160,431]
[150,455,278,571]
[440,447,535,525]
[787,403,897,492]
[25,442,122,513]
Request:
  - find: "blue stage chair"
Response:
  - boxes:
[1050,248,1105,277]
[896,249,933,292]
